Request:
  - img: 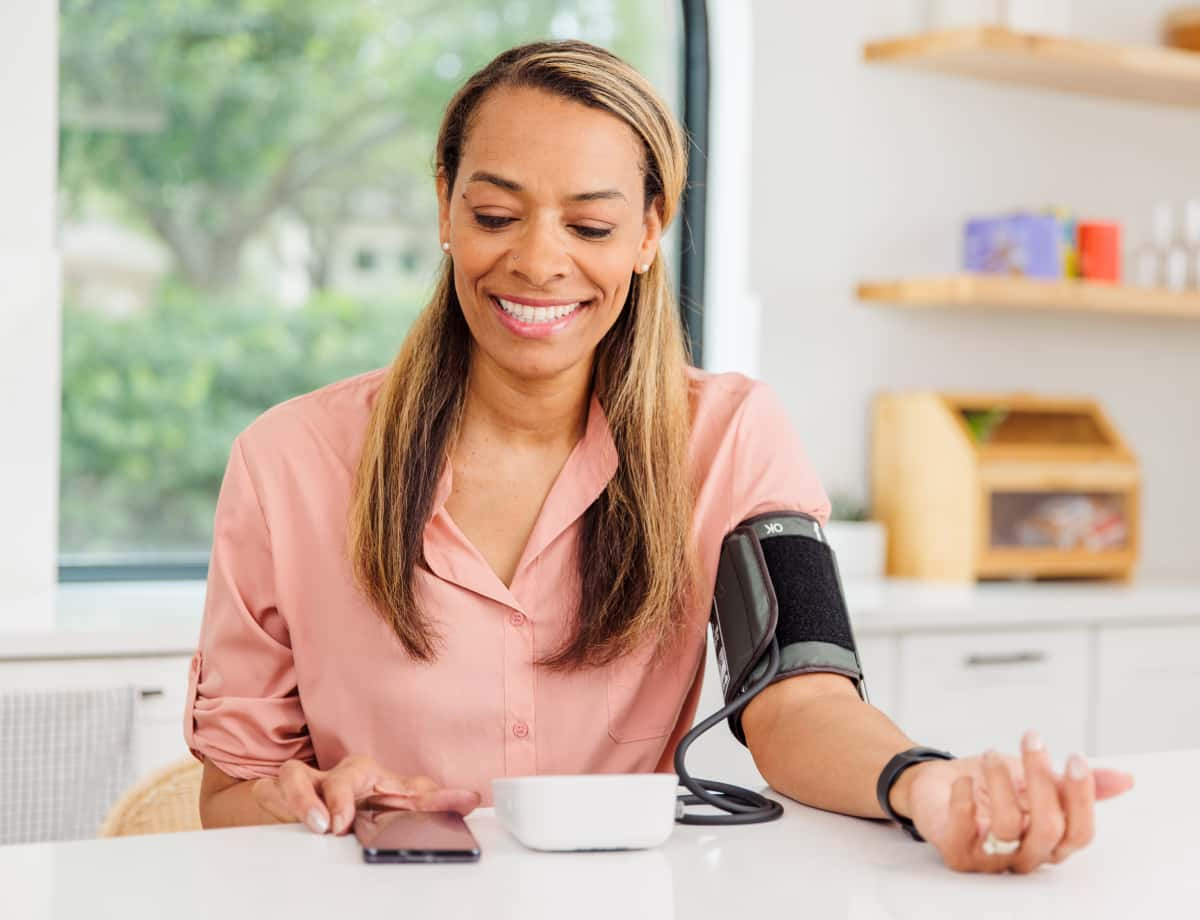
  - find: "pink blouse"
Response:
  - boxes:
[184,367,829,804]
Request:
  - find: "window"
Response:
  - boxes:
[56,0,700,582]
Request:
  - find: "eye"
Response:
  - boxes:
[573,225,613,240]
[474,213,515,230]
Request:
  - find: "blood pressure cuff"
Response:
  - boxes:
[710,511,865,746]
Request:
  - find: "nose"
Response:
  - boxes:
[509,215,569,288]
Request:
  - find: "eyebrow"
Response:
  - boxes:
[465,170,626,202]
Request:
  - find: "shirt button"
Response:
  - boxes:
[509,612,526,627]
[512,721,530,739]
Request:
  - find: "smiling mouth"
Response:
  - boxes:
[490,295,592,325]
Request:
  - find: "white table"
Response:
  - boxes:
[2,750,1196,919]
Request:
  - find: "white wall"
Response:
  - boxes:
[746,0,1200,577]
[0,3,59,626]
[2,1,1196,630]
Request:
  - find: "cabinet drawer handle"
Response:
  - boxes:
[964,651,1046,667]
[139,688,165,699]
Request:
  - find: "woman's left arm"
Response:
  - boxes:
[741,672,1135,874]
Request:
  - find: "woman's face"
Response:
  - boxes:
[438,85,662,383]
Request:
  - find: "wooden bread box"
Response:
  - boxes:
[871,391,1140,582]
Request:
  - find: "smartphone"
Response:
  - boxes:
[354,809,481,864]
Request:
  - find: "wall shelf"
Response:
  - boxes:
[856,275,1200,320]
[863,26,1200,108]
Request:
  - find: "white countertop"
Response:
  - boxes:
[1,750,1194,919]
[0,581,204,659]
[2,577,1200,660]
[846,577,1200,635]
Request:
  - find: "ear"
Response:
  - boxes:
[436,170,452,250]
[638,195,664,268]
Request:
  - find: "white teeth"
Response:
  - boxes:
[496,297,582,324]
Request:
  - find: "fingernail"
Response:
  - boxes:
[306,808,329,834]
[1067,753,1088,780]
[1022,730,1044,753]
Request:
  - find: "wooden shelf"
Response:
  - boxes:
[856,275,1200,319]
[863,26,1200,108]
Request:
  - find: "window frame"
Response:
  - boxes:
[679,0,709,365]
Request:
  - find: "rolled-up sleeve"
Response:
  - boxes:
[184,435,314,779]
[727,382,832,530]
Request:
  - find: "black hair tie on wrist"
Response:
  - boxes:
[876,746,956,842]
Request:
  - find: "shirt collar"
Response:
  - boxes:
[422,391,619,609]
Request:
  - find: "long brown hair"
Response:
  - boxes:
[348,40,694,670]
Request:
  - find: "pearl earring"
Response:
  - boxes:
[441,241,450,252]
[638,263,649,274]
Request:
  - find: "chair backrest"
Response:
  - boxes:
[99,756,203,837]
[0,685,137,845]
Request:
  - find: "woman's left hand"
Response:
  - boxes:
[897,730,1135,873]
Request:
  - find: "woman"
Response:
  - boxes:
[189,40,1132,873]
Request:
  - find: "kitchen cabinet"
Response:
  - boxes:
[1095,624,1200,756]
[3,580,1199,793]
[896,629,1090,755]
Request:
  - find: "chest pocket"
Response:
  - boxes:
[606,636,703,744]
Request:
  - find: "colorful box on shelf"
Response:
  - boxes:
[1077,220,1121,282]
[871,391,1140,583]
[964,212,1071,278]
[963,211,1121,282]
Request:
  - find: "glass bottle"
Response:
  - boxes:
[1133,203,1169,288]
[1157,202,1190,292]
[1185,199,1200,291]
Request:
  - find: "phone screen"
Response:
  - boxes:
[354,809,481,864]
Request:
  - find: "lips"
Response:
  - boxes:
[493,296,584,324]
[488,294,590,338]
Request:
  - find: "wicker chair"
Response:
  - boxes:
[99,757,204,837]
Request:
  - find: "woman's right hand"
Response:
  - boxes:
[251,754,482,835]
